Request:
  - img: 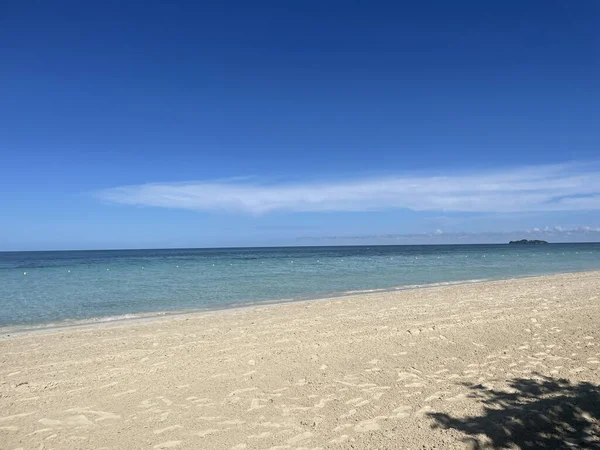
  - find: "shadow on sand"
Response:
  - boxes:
[428,375,600,449]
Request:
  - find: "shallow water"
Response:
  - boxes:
[1,244,600,329]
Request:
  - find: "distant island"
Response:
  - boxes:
[509,239,548,245]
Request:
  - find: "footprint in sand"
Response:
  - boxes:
[39,418,62,426]
[154,425,183,435]
[425,391,450,402]
[113,389,137,397]
[65,415,94,426]
[396,372,421,381]
[218,419,245,426]
[248,431,272,439]
[314,397,334,408]
[354,419,380,432]
[340,408,357,419]
[287,431,313,444]
[66,408,121,422]
[445,393,467,402]
[392,405,412,418]
[154,441,181,449]
[416,405,434,416]
[0,412,34,423]
[196,429,218,437]
[330,435,349,444]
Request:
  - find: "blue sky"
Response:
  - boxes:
[1,1,599,250]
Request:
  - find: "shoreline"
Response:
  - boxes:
[2,268,598,337]
[0,277,489,337]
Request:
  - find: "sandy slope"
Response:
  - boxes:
[1,272,599,449]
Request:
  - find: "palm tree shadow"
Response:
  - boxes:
[428,375,600,449]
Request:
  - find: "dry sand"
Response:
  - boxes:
[1,272,599,449]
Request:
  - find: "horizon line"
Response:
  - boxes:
[3,240,600,253]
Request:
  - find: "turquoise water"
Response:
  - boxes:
[1,244,600,330]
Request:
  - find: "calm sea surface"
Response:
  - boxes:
[1,244,600,330]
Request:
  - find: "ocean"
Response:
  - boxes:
[1,243,599,331]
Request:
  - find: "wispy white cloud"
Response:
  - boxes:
[96,162,600,214]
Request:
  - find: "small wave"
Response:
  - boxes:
[390,278,489,291]
[343,288,388,295]
[337,279,489,297]
[0,311,176,335]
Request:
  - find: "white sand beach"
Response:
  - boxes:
[1,272,599,449]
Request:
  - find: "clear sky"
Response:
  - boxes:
[1,1,599,250]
